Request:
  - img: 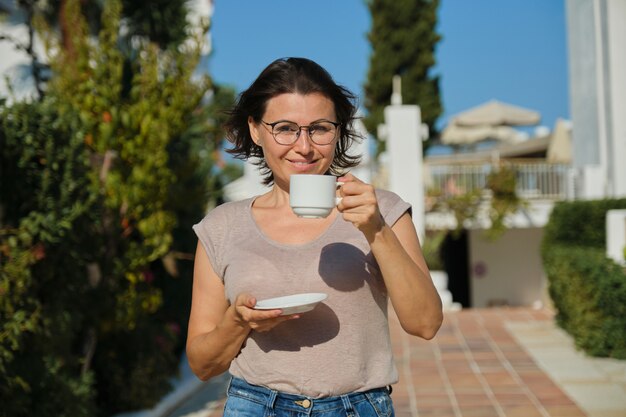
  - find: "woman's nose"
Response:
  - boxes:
[293,129,312,153]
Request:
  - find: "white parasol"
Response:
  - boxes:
[452,100,541,126]
[441,124,523,145]
[440,100,541,145]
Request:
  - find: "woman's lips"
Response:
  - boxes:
[288,159,318,171]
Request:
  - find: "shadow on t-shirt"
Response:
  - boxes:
[253,303,340,352]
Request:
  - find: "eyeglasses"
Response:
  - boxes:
[261,120,340,146]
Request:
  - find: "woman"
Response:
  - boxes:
[187,57,443,416]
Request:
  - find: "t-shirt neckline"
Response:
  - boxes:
[246,196,343,249]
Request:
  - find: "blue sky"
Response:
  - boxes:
[208,0,569,133]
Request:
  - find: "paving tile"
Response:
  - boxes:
[413,378,447,389]
[442,359,473,368]
[544,405,588,416]
[482,372,519,387]
[477,365,508,373]
[562,382,626,410]
[392,399,414,411]
[451,386,488,395]
[456,405,500,416]
[448,374,483,388]
[454,394,494,406]
[500,405,545,417]
[490,385,527,395]
[591,412,626,417]
[492,392,534,406]
[414,393,453,407]
[595,360,626,381]
[414,386,449,396]
[537,397,576,407]
[415,407,456,417]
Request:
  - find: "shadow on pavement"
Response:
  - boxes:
[166,373,229,417]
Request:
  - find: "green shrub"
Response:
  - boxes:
[542,199,626,359]
[544,199,626,248]
[422,230,446,270]
[1,100,99,417]
[0,0,230,415]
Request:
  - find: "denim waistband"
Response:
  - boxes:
[227,377,391,414]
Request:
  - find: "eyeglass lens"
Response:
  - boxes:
[272,121,337,145]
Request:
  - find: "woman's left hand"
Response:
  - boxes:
[337,173,385,241]
[338,173,443,339]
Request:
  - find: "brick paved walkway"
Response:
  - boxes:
[390,308,586,417]
[180,308,593,417]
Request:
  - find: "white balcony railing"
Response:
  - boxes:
[424,160,571,202]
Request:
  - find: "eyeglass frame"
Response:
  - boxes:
[260,119,341,146]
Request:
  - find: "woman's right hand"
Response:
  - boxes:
[187,242,299,380]
[233,293,300,332]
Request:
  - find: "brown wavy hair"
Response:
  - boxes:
[224,57,362,185]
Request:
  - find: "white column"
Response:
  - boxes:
[606,210,626,265]
[382,105,426,239]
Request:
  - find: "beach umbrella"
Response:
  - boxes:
[452,100,541,127]
[441,123,523,145]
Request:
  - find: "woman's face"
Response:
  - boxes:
[248,93,338,190]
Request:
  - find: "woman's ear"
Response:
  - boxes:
[248,116,262,146]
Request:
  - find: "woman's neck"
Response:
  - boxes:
[256,183,290,209]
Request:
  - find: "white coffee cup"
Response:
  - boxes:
[290,174,342,218]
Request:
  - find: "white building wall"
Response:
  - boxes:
[566,0,602,169]
[469,227,548,308]
[606,0,626,197]
[566,0,626,198]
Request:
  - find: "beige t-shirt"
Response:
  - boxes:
[193,189,411,397]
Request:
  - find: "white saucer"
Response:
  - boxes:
[254,293,328,315]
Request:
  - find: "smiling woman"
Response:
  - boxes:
[186,57,443,417]
[224,58,362,186]
[248,93,339,186]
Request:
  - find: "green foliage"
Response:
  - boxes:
[442,190,482,236]
[1,0,227,415]
[484,166,524,240]
[36,0,104,34]
[541,199,626,359]
[543,246,626,358]
[1,99,99,416]
[364,0,442,150]
[429,165,524,240]
[10,0,191,102]
[422,230,446,270]
[121,0,189,49]
[544,199,626,249]
[31,0,189,49]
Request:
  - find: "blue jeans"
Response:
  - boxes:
[224,377,395,417]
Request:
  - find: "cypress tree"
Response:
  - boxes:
[364,0,442,149]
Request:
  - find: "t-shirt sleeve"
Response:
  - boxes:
[376,189,412,227]
[191,205,229,280]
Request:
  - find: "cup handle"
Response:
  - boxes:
[335,181,344,206]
